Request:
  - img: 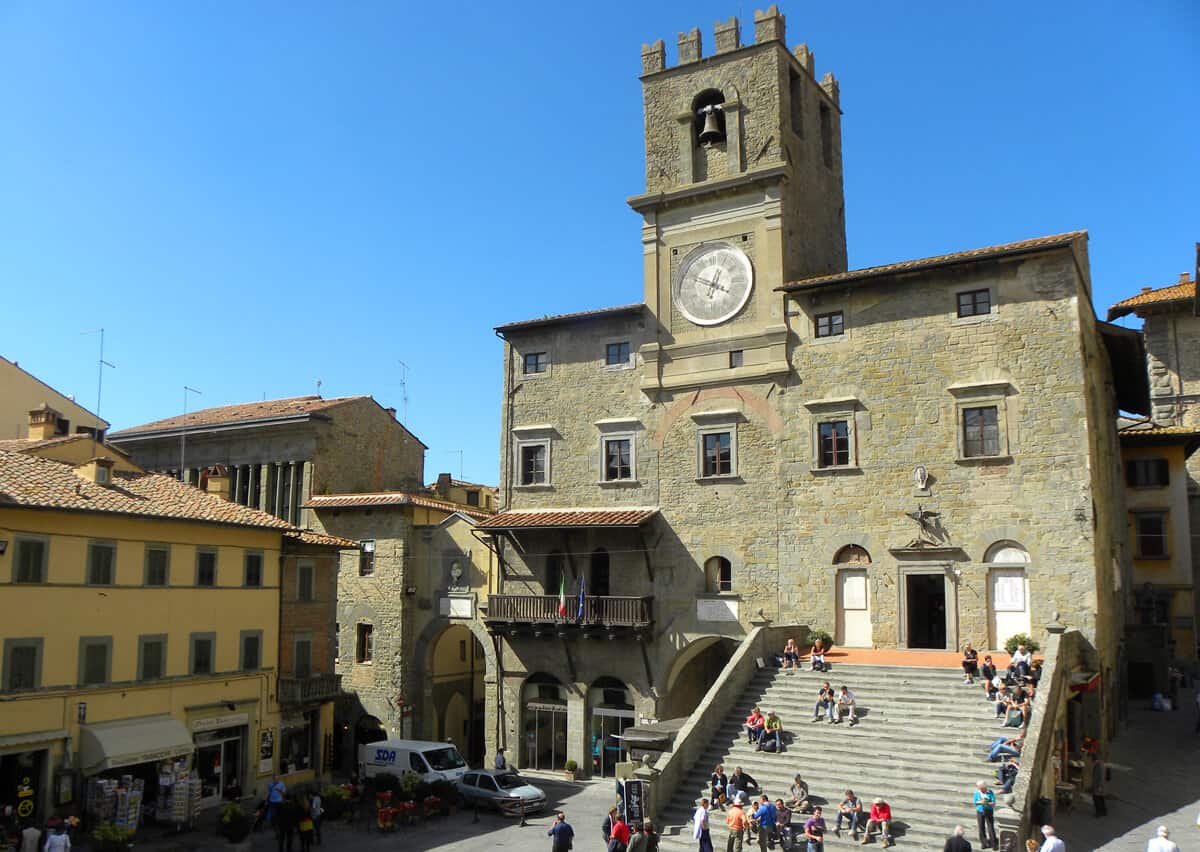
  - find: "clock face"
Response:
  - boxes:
[672,242,754,326]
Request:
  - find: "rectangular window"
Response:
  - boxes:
[522,351,548,375]
[241,631,262,671]
[294,635,313,678]
[190,633,215,675]
[466,490,480,507]
[14,538,47,584]
[79,637,111,686]
[729,350,744,369]
[196,549,217,586]
[702,431,733,477]
[244,552,263,587]
[359,541,376,576]
[815,311,844,338]
[962,406,1000,457]
[3,639,42,691]
[138,635,167,681]
[297,561,315,602]
[87,541,115,585]
[818,420,851,467]
[1126,458,1170,488]
[957,288,991,318]
[603,437,633,481]
[356,624,373,663]
[520,443,547,485]
[144,546,170,586]
[605,341,631,366]
[819,102,833,168]
[1135,513,1169,558]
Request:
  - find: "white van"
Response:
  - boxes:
[359,739,468,783]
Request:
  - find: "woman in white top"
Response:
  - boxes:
[42,826,70,852]
[693,798,713,852]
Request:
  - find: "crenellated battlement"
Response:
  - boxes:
[641,4,836,91]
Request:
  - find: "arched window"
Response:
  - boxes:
[692,89,726,146]
[706,556,733,593]
[984,541,1029,564]
[545,551,564,596]
[834,545,871,564]
[590,549,610,597]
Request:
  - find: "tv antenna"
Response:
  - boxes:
[398,359,410,424]
[180,385,202,482]
[81,328,116,455]
[315,378,323,397]
[448,450,464,480]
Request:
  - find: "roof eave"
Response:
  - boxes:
[109,411,330,442]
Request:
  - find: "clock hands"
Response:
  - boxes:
[696,269,730,297]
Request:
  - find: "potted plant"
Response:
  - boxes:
[808,629,835,651]
[1004,633,1041,655]
[563,759,578,781]
[220,803,253,851]
[319,784,349,821]
[91,822,133,852]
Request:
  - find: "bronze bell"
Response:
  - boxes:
[698,106,723,145]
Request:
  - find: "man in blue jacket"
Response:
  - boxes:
[751,795,778,851]
[547,811,574,852]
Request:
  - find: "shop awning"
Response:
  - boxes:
[80,715,193,775]
[0,728,69,750]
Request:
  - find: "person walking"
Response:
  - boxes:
[609,811,632,852]
[1037,825,1065,852]
[725,794,750,852]
[603,807,619,847]
[495,748,508,771]
[267,775,287,825]
[309,790,323,845]
[1146,826,1178,852]
[1090,751,1108,816]
[19,823,40,852]
[547,811,574,852]
[42,825,69,852]
[274,795,297,852]
[944,825,972,852]
[694,799,714,852]
[751,795,777,852]
[297,797,315,852]
[973,781,996,849]
[803,806,826,852]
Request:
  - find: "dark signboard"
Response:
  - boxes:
[624,779,645,825]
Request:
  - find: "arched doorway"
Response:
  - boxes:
[663,637,738,719]
[354,715,386,749]
[430,626,486,765]
[588,677,634,777]
[834,545,872,648]
[521,673,567,771]
[986,541,1031,649]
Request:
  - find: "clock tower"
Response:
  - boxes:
[628,6,847,394]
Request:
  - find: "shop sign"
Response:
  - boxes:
[258,729,275,775]
[192,712,249,732]
[15,775,36,819]
[623,779,645,824]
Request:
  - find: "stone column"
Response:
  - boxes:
[234,465,245,505]
[273,462,285,519]
[257,463,270,511]
[289,461,300,525]
[299,460,313,528]
[567,686,587,778]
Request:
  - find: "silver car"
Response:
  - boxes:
[457,769,547,815]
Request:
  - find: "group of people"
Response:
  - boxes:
[740,682,860,758]
[262,776,323,852]
[781,638,831,673]
[703,764,893,850]
[600,807,659,852]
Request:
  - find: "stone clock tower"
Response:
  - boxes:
[628,6,847,394]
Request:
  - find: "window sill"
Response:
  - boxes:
[598,479,641,487]
[600,363,635,372]
[807,333,847,346]
[809,465,862,476]
[513,484,554,492]
[951,312,997,327]
[695,475,743,484]
[1134,555,1171,562]
[955,455,1013,465]
[521,370,550,380]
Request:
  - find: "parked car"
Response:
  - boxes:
[457,769,546,815]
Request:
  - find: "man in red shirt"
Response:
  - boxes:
[608,812,631,851]
[744,707,765,745]
[861,798,892,847]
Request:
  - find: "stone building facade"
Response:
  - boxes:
[483,6,1142,776]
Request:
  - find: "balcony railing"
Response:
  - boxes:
[486,595,653,628]
[278,673,342,705]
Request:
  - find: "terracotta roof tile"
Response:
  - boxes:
[495,304,645,334]
[109,395,365,437]
[777,231,1087,293]
[476,507,659,531]
[1107,273,1196,320]
[0,450,293,530]
[426,478,497,492]
[0,434,93,452]
[285,529,360,548]
[305,491,490,520]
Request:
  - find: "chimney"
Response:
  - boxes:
[28,405,63,441]
[204,465,231,499]
[384,407,397,420]
[74,457,115,486]
[435,472,452,497]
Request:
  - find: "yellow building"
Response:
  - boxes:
[0,449,296,826]
[1119,420,1200,687]
[0,357,107,441]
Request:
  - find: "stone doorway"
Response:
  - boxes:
[905,573,947,649]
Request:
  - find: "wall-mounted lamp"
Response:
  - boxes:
[77,702,87,723]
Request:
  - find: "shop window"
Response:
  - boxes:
[145,545,170,586]
[87,541,115,585]
[359,540,376,576]
[281,712,317,774]
[294,633,312,678]
[1126,458,1169,488]
[356,624,373,663]
[190,633,216,675]
[2,638,42,691]
[78,637,112,686]
[14,538,47,584]
[244,552,263,587]
[297,561,315,602]
[1134,513,1169,558]
[241,631,262,671]
[196,549,217,587]
[138,635,167,681]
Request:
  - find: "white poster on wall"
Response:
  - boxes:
[992,569,1026,612]
[841,573,868,610]
[697,598,739,622]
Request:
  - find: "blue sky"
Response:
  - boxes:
[2,2,1197,485]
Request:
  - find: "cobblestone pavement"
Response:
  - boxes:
[1054,688,1199,851]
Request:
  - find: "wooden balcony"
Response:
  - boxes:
[278,673,342,705]
[486,594,653,639]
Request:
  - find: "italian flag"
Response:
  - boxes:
[557,576,568,617]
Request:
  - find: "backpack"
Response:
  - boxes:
[760,738,778,752]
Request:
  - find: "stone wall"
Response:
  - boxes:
[313,398,425,495]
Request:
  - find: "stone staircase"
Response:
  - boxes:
[656,663,1007,851]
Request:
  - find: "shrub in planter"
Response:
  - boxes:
[563,758,578,780]
[395,771,419,802]
[92,822,133,852]
[1004,633,1041,656]
[807,629,834,651]
[319,785,349,820]
[220,804,253,843]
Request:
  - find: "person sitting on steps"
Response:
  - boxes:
[759,709,784,753]
[1007,644,1032,683]
[860,798,892,847]
[835,790,862,839]
[836,685,858,726]
[813,682,836,724]
[785,775,811,814]
[711,763,728,808]
[810,637,829,672]
[980,655,999,700]
[728,767,759,802]
[745,707,766,745]
[961,643,979,684]
[782,638,801,670]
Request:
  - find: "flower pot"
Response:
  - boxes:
[563,770,577,781]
